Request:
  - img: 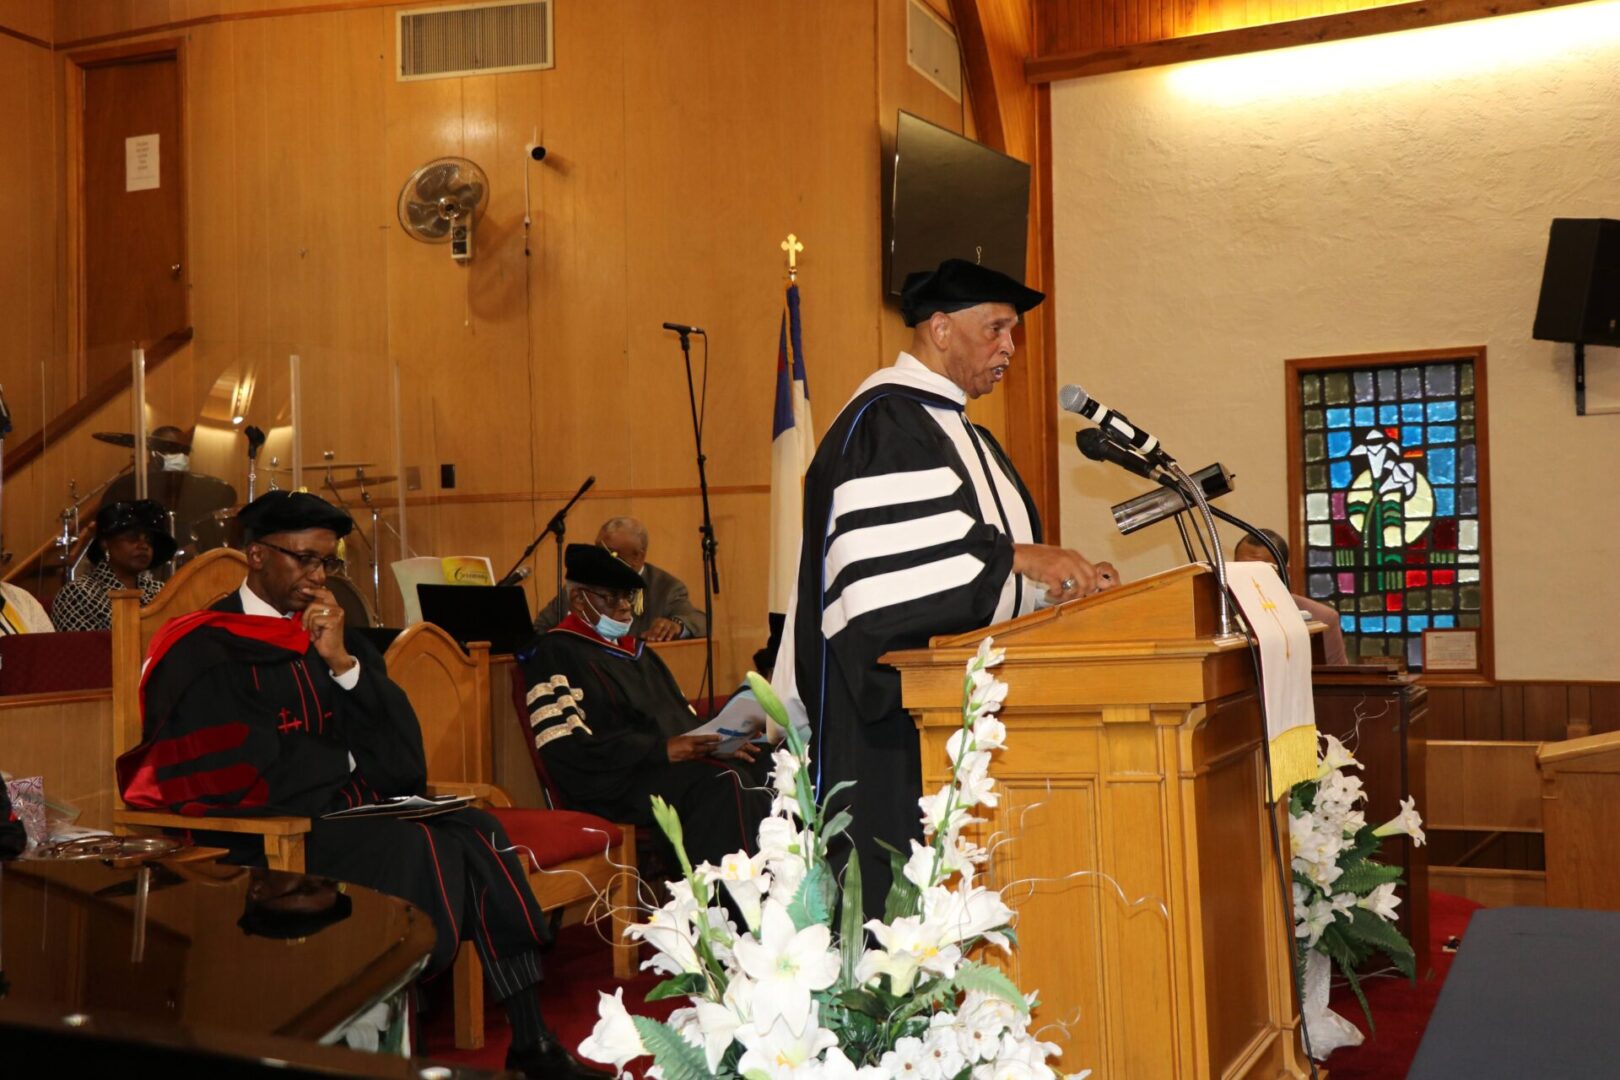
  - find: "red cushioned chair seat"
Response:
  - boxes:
[488,807,623,868]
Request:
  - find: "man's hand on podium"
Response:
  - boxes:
[1013,543,1120,604]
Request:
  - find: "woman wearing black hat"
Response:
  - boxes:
[50,500,175,632]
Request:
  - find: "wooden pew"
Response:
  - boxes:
[1539,732,1620,910]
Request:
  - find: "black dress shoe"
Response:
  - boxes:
[506,1037,617,1080]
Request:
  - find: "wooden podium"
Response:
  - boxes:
[885,565,1310,1079]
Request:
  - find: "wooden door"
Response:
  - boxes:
[81,51,186,385]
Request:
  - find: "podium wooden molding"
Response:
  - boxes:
[886,565,1309,1079]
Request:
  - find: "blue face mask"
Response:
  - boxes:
[584,594,633,640]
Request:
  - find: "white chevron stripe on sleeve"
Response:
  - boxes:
[829,466,961,524]
[820,553,984,639]
[822,510,976,588]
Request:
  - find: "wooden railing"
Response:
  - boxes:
[2,327,192,481]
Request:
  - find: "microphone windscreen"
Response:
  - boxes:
[1058,384,1089,413]
[1075,428,1109,461]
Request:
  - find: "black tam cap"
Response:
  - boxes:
[237,491,354,542]
[91,499,177,566]
[899,258,1045,327]
[564,543,643,592]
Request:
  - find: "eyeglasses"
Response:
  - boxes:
[582,587,638,611]
[258,540,345,575]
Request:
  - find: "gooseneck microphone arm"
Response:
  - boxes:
[667,322,718,718]
[502,474,595,590]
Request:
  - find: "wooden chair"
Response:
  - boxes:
[384,622,640,1049]
[111,549,315,869]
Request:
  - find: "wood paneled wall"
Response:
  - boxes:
[0,9,66,452]
[4,0,972,691]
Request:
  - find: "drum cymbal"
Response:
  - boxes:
[324,474,397,490]
[267,461,377,473]
[93,430,190,455]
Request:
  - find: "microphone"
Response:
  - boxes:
[661,322,705,335]
[497,565,532,587]
[1059,384,1173,465]
[1076,428,1157,480]
[1110,462,1235,536]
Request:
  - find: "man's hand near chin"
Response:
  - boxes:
[302,586,356,676]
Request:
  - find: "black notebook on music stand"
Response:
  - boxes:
[416,584,536,656]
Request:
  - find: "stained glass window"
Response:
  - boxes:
[1290,350,1489,673]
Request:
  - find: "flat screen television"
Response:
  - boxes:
[887,111,1031,296]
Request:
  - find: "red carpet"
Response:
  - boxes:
[1315,891,1483,1079]
[421,892,1484,1077]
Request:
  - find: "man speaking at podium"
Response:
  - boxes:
[775,258,1117,916]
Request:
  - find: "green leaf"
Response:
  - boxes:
[788,861,836,930]
[952,961,1031,1014]
[1337,958,1375,1034]
[821,809,854,846]
[883,867,921,922]
[1347,907,1416,978]
[630,1016,715,1080]
[836,988,889,1017]
[644,972,707,1002]
[1331,861,1403,896]
[821,780,858,806]
[840,851,866,984]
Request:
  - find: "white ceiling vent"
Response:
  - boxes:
[906,0,961,102]
[397,0,553,82]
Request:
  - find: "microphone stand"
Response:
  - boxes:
[671,327,718,718]
[502,474,594,594]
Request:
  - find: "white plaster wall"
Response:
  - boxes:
[1050,2,1620,679]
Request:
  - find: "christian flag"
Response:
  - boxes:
[768,283,815,615]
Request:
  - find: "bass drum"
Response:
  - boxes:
[327,574,378,629]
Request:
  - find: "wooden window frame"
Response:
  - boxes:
[1284,345,1494,685]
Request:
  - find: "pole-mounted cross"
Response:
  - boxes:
[781,233,804,281]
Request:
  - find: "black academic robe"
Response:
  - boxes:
[117,597,549,981]
[786,379,1042,917]
[519,614,769,868]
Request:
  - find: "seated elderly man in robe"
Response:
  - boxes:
[116,491,606,1080]
[532,516,705,641]
[520,544,768,869]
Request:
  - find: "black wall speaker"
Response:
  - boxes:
[1533,218,1620,346]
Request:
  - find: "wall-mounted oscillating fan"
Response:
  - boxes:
[397,157,489,262]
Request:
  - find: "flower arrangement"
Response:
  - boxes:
[1288,732,1426,1055]
[579,638,1089,1080]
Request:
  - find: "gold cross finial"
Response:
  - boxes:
[781,233,804,281]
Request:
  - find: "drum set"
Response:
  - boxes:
[34,432,399,627]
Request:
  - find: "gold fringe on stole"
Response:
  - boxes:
[1268,722,1319,801]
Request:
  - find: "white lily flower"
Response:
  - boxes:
[902,840,943,890]
[973,637,1006,671]
[969,676,1011,715]
[1295,897,1337,948]
[856,914,963,993]
[878,1035,930,1078]
[625,904,703,976]
[923,882,1014,947]
[578,988,646,1072]
[731,901,840,1036]
[1373,796,1426,847]
[924,1013,970,1078]
[693,998,744,1071]
[1317,734,1360,778]
[1358,881,1402,921]
[733,1008,840,1080]
[955,751,1000,809]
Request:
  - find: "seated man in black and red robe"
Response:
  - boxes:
[117,491,606,1080]
[519,544,770,870]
